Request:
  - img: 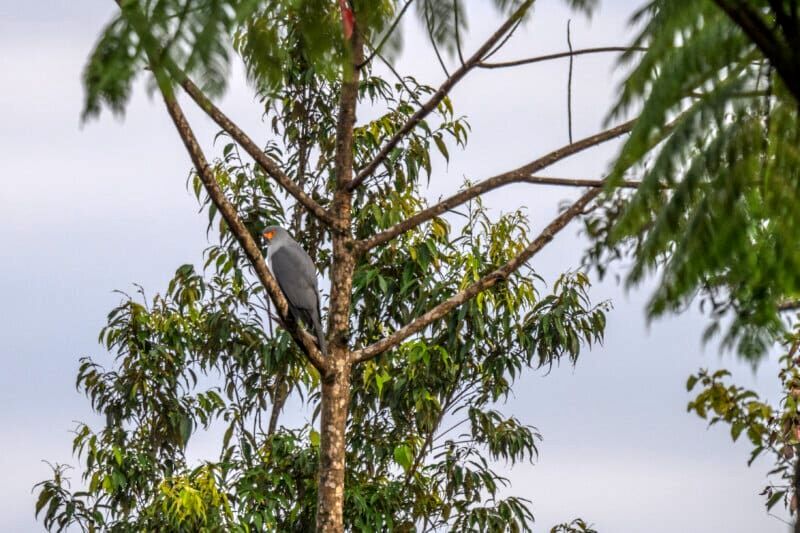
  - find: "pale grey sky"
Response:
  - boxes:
[0,1,790,531]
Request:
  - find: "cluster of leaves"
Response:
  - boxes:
[685,327,800,516]
[44,1,615,531]
[585,0,800,360]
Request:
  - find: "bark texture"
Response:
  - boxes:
[315,356,352,532]
[314,26,364,532]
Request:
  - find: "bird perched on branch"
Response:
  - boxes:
[262,226,327,356]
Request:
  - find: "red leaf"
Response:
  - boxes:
[339,0,354,40]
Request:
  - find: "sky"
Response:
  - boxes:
[0,1,792,531]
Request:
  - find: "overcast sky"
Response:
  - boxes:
[0,1,792,531]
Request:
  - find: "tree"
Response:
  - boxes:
[35,1,635,530]
[582,0,800,527]
[587,0,800,358]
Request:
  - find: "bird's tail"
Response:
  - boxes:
[311,309,327,356]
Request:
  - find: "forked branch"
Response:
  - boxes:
[357,119,636,252]
[179,78,340,229]
[351,187,601,363]
[114,0,328,372]
[160,93,328,373]
[112,0,334,228]
[349,0,535,190]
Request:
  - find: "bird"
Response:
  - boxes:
[262,226,327,356]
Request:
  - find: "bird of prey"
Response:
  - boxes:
[262,226,327,356]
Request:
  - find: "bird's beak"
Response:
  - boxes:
[262,230,274,242]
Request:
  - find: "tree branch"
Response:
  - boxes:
[178,78,340,229]
[566,20,574,144]
[349,0,535,190]
[357,0,415,69]
[351,187,601,363]
[112,0,329,371]
[159,92,328,373]
[713,0,800,102]
[779,299,800,312]
[113,0,335,228]
[478,46,647,69]
[357,119,636,252]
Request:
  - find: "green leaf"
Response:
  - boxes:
[393,444,414,472]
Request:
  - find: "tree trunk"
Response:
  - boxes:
[314,21,362,531]
[315,356,351,531]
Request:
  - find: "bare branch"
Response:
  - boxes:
[478,46,647,69]
[351,188,601,363]
[159,92,328,373]
[357,119,636,252]
[566,19,574,144]
[349,0,535,190]
[358,0,415,69]
[424,0,450,77]
[178,78,340,229]
[453,0,465,66]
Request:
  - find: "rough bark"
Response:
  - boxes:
[315,355,352,532]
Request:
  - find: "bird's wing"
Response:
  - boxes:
[270,244,327,355]
[269,245,320,314]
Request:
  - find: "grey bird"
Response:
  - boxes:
[262,226,327,355]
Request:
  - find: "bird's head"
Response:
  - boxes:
[262,225,287,246]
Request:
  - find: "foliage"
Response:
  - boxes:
[586,0,800,360]
[550,519,599,533]
[83,0,597,121]
[685,326,800,516]
[37,6,610,529]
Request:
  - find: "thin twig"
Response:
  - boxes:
[566,19,574,144]
[482,17,524,61]
[425,0,450,77]
[357,0,415,69]
[478,46,648,69]
[453,0,465,66]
